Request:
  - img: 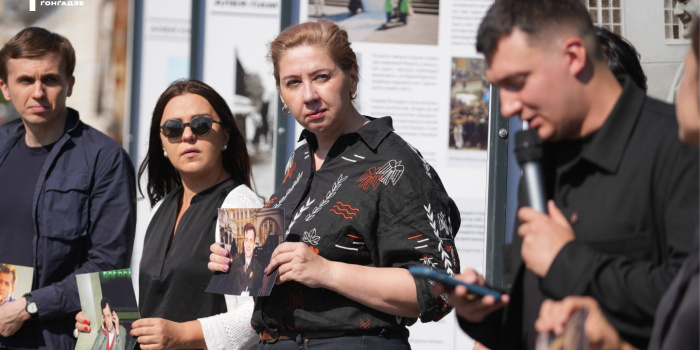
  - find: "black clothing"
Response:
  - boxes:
[252,117,460,339]
[648,229,699,350]
[460,77,699,349]
[139,179,238,321]
[231,254,263,295]
[0,138,53,266]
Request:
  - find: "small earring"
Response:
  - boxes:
[350,91,357,100]
[282,105,291,115]
[163,150,168,157]
[223,144,228,151]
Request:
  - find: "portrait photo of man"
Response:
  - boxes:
[90,297,126,350]
[207,208,283,297]
[231,223,264,296]
[0,264,16,306]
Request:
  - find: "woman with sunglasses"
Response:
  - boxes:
[76,79,261,350]
[209,20,460,349]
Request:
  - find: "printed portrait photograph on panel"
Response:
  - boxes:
[448,57,490,151]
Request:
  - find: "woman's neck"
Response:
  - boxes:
[315,109,368,156]
[179,167,231,205]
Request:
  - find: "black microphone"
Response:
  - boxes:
[514,129,548,214]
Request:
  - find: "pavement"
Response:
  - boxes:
[309,4,439,46]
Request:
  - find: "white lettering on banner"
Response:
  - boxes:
[39,0,84,6]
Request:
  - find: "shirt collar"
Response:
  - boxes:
[65,107,81,133]
[298,116,395,152]
[580,76,645,173]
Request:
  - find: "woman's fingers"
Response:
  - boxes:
[74,311,90,333]
[208,243,231,272]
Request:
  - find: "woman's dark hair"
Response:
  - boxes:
[138,79,252,207]
[693,19,699,60]
[596,26,647,91]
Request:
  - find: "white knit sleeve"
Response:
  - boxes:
[198,185,263,350]
[198,296,258,350]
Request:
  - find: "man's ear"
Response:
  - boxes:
[0,79,10,101]
[67,76,75,97]
[562,37,588,77]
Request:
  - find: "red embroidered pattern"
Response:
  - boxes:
[357,167,383,191]
[330,201,359,219]
[282,162,297,184]
[359,318,371,330]
[264,197,277,208]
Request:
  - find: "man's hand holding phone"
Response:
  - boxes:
[427,268,509,323]
[113,311,120,335]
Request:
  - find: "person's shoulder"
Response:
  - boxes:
[0,118,23,139]
[232,253,246,264]
[635,95,683,142]
[633,95,698,161]
[74,120,125,151]
[380,131,435,178]
[223,184,264,209]
[640,95,676,122]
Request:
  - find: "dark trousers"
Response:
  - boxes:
[258,333,411,350]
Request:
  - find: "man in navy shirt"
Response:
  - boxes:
[0,27,136,349]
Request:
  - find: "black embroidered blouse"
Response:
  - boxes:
[252,117,461,338]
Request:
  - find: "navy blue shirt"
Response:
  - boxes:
[0,108,136,349]
[0,138,53,266]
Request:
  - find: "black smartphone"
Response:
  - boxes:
[408,265,506,299]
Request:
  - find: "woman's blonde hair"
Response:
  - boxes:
[268,19,358,87]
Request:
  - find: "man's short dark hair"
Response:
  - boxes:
[100,297,111,312]
[243,223,256,236]
[596,26,647,91]
[476,0,601,64]
[0,27,76,82]
[0,264,16,287]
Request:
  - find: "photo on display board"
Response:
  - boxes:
[0,263,33,307]
[75,269,139,350]
[449,57,490,151]
[206,208,284,297]
[307,0,440,45]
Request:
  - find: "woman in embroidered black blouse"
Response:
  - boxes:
[209,20,461,349]
[76,80,261,350]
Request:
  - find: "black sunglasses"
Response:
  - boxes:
[159,115,222,139]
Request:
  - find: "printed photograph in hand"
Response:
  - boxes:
[206,208,284,297]
[75,269,139,350]
[0,263,33,307]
